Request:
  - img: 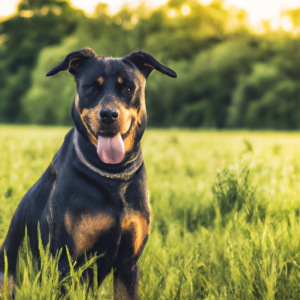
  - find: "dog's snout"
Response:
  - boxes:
[100,108,119,124]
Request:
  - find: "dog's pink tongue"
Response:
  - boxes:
[97,133,125,164]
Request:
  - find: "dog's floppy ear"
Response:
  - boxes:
[46,48,97,77]
[124,51,177,79]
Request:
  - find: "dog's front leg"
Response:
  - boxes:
[113,263,139,300]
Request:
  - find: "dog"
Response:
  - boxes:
[0,48,176,298]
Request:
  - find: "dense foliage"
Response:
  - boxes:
[1,0,300,128]
[0,0,83,123]
[1,127,300,298]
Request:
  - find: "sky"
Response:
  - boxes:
[1,0,300,30]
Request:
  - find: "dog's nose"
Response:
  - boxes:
[100,108,119,124]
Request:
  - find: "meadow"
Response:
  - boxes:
[1,126,300,299]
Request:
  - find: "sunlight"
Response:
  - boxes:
[226,0,281,26]
[19,10,34,18]
[1,0,300,32]
[168,9,176,18]
[0,0,19,18]
[217,0,300,33]
[280,16,293,31]
[181,4,191,15]
[70,0,169,15]
[270,19,280,30]
[200,0,213,5]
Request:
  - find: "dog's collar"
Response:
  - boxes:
[73,129,143,181]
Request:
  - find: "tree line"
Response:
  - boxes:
[1,0,300,129]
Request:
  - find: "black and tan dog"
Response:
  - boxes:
[0,48,176,298]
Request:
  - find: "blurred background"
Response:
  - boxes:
[1,0,300,129]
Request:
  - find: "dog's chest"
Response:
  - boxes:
[60,161,151,258]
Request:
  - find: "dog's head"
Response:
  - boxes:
[46,48,176,165]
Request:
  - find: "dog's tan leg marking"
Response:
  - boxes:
[65,212,115,256]
[121,212,149,255]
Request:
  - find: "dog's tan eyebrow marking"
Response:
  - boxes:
[98,77,104,84]
[117,77,123,84]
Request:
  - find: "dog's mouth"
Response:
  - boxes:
[96,118,134,164]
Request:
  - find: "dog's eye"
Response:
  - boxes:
[122,87,131,94]
[83,86,99,97]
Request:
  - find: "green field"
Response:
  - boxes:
[1,126,300,299]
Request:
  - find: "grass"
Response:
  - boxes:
[1,126,300,299]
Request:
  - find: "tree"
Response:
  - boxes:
[0,0,83,122]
